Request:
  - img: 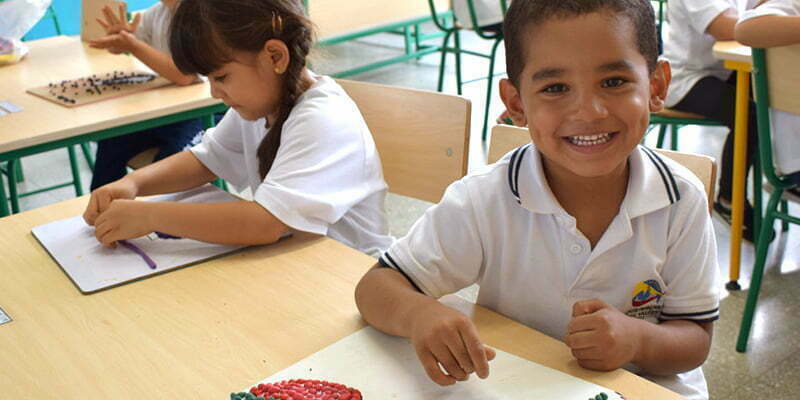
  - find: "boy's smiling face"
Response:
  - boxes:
[500,10,670,181]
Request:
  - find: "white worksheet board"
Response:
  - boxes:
[32,185,247,294]
[250,327,625,399]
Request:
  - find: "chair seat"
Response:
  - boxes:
[654,108,708,120]
[127,147,159,170]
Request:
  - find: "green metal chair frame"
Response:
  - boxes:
[428,0,507,142]
[736,47,798,353]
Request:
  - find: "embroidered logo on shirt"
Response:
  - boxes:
[631,279,664,307]
[625,280,665,320]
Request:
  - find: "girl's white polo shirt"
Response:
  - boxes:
[380,144,720,400]
[191,75,393,257]
[662,0,738,107]
[739,0,800,175]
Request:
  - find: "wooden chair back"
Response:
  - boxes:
[338,79,471,203]
[488,124,717,211]
[765,44,800,115]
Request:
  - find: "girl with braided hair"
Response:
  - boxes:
[82,0,393,257]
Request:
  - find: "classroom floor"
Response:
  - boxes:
[9,29,800,399]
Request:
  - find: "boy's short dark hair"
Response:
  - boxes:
[503,0,659,87]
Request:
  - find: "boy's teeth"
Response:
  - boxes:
[567,132,612,146]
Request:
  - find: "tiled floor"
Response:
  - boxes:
[7,28,800,399]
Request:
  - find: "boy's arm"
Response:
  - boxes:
[92,198,289,246]
[355,266,495,385]
[736,15,800,47]
[566,299,712,375]
[706,7,738,40]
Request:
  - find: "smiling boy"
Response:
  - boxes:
[355,1,720,399]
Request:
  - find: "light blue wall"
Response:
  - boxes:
[25,0,157,39]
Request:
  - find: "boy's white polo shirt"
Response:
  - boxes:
[191,75,393,257]
[380,144,720,400]
[662,0,738,107]
[739,0,800,175]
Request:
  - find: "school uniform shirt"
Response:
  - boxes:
[134,2,172,54]
[380,144,720,400]
[191,75,393,257]
[452,0,505,29]
[662,0,737,107]
[739,0,800,175]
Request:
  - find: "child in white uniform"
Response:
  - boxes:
[82,0,393,257]
[356,1,719,399]
[662,0,764,241]
[736,0,800,194]
[87,0,206,190]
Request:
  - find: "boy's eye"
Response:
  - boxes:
[541,83,568,94]
[602,77,627,88]
[213,74,227,83]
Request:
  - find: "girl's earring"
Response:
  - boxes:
[274,67,282,74]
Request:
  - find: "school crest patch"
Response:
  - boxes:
[625,279,664,320]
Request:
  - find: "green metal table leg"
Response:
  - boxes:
[13,159,24,183]
[656,124,667,148]
[0,166,9,217]
[7,160,20,214]
[68,145,83,197]
[454,29,463,95]
[780,200,789,232]
[670,124,679,151]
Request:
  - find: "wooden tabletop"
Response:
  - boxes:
[713,40,753,64]
[310,0,448,39]
[0,36,221,154]
[0,197,683,399]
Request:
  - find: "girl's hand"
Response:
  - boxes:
[410,302,496,386]
[93,200,154,247]
[565,299,645,371]
[84,178,139,226]
[88,30,139,55]
[96,4,141,35]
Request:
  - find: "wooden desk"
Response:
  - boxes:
[0,198,684,399]
[712,41,754,290]
[0,36,227,216]
[310,0,447,40]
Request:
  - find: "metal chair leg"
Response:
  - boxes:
[656,124,667,148]
[6,160,20,214]
[780,200,789,232]
[436,30,453,93]
[454,29,463,95]
[736,189,783,352]
[80,142,95,171]
[670,124,679,151]
[68,146,84,197]
[13,159,24,183]
[0,165,10,217]
[481,38,502,142]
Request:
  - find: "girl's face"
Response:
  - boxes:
[206,46,285,122]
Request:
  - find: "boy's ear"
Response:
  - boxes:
[260,39,290,74]
[649,60,671,113]
[499,78,527,127]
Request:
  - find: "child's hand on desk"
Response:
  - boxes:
[84,179,138,226]
[92,199,153,248]
[89,31,139,55]
[410,302,496,386]
[96,4,141,35]
[565,299,645,371]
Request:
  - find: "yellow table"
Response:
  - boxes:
[0,197,685,399]
[712,41,753,290]
[0,36,226,216]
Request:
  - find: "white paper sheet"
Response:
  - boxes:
[32,185,247,293]
[252,327,625,399]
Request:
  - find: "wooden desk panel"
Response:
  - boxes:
[0,197,683,399]
[0,36,221,154]
[310,0,448,39]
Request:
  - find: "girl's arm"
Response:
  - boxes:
[736,15,800,47]
[128,34,198,86]
[93,198,289,246]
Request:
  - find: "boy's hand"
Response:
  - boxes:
[410,302,496,386]
[565,299,644,371]
[96,4,141,35]
[84,178,139,226]
[93,199,154,247]
[88,30,139,54]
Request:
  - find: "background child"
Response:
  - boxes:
[735,0,800,196]
[82,0,393,257]
[661,0,763,241]
[355,1,719,399]
[87,0,204,190]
